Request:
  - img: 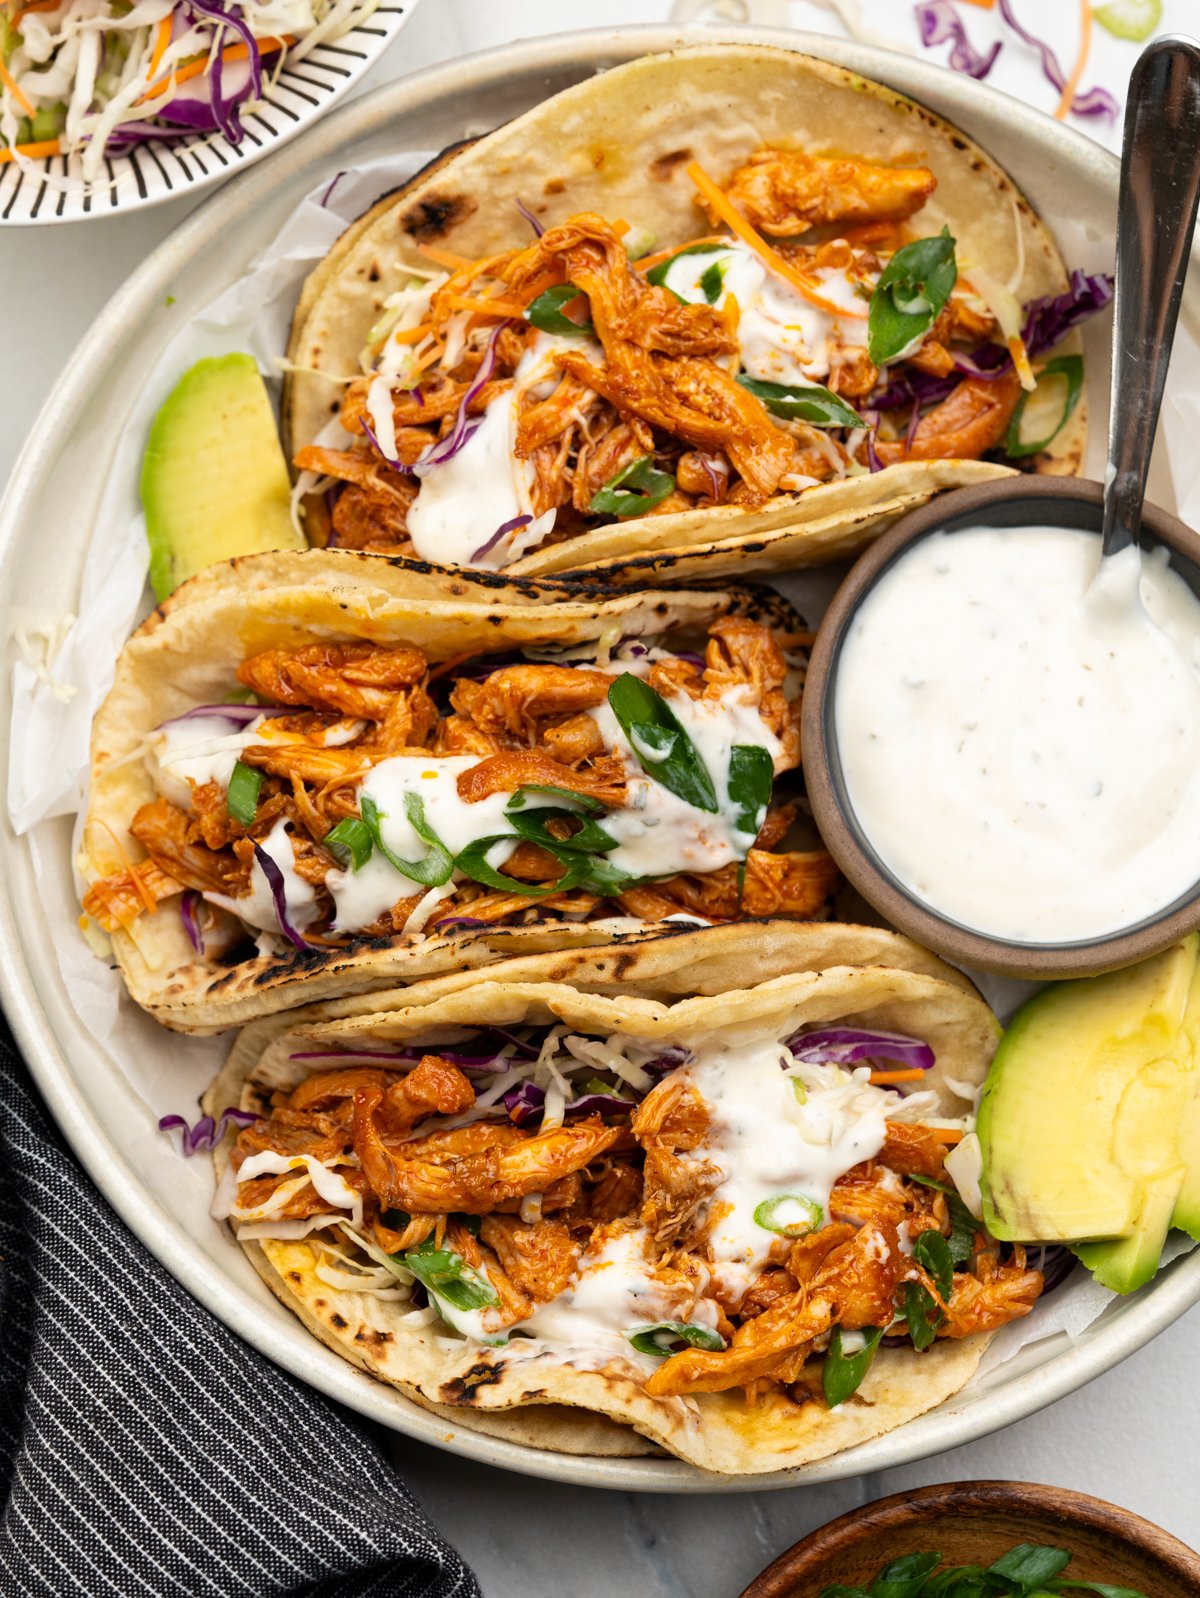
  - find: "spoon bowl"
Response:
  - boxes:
[802,476,1200,979]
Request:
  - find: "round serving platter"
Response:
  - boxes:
[0,0,419,225]
[2,23,1199,1491]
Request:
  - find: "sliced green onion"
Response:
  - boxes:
[699,258,727,303]
[454,835,584,897]
[645,241,728,292]
[726,743,774,838]
[324,817,373,872]
[226,760,263,827]
[607,673,718,813]
[504,804,618,854]
[868,228,958,366]
[753,1193,824,1238]
[589,455,675,519]
[1094,0,1161,41]
[736,374,863,430]
[822,1324,884,1408]
[1004,354,1084,459]
[526,283,594,336]
[401,1237,499,1312]
[506,784,607,817]
[360,792,454,886]
[627,1321,726,1356]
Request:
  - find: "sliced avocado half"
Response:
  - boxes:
[142,353,306,602]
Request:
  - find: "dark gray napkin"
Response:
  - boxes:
[0,1021,482,1598]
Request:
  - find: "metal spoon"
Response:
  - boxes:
[1102,33,1200,560]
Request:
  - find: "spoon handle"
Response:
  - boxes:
[1102,35,1200,560]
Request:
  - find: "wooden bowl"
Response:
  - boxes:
[738,1480,1200,1598]
[801,476,1200,979]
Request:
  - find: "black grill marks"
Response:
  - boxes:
[401,191,477,241]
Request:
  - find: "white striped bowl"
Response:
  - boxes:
[0,0,418,226]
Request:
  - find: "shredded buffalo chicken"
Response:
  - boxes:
[228,1051,1042,1405]
[84,617,839,947]
[295,147,1030,559]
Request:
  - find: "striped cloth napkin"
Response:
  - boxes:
[0,1021,481,1598]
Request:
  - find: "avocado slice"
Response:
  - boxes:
[141,353,306,602]
[1172,1091,1200,1241]
[1073,1165,1186,1293]
[978,936,1199,1244]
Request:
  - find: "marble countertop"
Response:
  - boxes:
[5,2,1199,1591]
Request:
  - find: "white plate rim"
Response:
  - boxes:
[2,21,1197,1492]
[0,0,419,226]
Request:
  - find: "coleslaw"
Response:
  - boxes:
[0,0,380,185]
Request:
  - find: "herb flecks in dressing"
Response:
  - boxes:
[836,525,1200,942]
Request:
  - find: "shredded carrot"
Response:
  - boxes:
[930,1127,966,1145]
[1054,0,1092,121]
[387,320,435,347]
[0,56,35,118]
[612,218,630,236]
[93,819,158,919]
[15,0,60,18]
[959,0,995,7]
[0,135,60,163]
[686,160,868,319]
[428,649,488,682]
[1007,333,1036,390]
[869,1069,929,1085]
[418,242,476,272]
[443,292,529,320]
[141,36,293,103]
[147,12,174,84]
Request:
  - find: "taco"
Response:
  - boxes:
[80,549,838,1032]
[205,923,1041,1476]
[284,44,1110,586]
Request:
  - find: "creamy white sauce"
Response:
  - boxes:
[147,715,268,809]
[836,527,1200,943]
[660,241,869,386]
[405,332,601,570]
[207,818,319,937]
[516,1225,702,1364]
[327,755,521,933]
[675,1035,890,1303]
[587,688,781,878]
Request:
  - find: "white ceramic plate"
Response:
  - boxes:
[2,24,1199,1491]
[0,0,418,225]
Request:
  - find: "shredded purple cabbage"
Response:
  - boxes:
[914,1,1002,80]
[320,171,346,209]
[414,323,507,474]
[1023,269,1115,358]
[360,416,411,475]
[994,0,1118,122]
[159,1107,258,1156]
[787,1027,935,1072]
[872,271,1113,413]
[180,890,205,955]
[253,841,311,951]
[643,1046,692,1078]
[430,914,493,931]
[473,513,531,561]
[503,1080,637,1126]
[515,198,545,237]
[861,410,885,473]
[156,703,288,729]
[695,451,729,500]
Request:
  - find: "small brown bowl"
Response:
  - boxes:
[802,476,1200,979]
[738,1479,1200,1598]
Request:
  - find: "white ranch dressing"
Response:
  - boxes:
[835,526,1200,942]
[660,241,869,386]
[586,689,781,878]
[673,1035,890,1303]
[147,715,269,809]
[515,1225,704,1364]
[207,818,319,937]
[404,332,602,569]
